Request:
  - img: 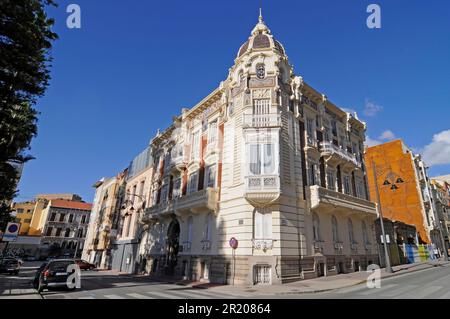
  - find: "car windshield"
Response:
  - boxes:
[48,261,74,272]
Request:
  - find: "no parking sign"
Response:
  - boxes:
[2,222,20,242]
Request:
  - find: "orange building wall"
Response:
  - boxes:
[365,140,430,243]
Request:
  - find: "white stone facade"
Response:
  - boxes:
[141,14,379,285]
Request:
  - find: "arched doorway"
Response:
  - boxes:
[165,219,180,276]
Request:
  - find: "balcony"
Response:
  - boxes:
[142,188,218,222]
[244,175,280,207]
[320,142,360,169]
[300,95,318,111]
[170,154,188,172]
[176,188,218,214]
[243,114,281,129]
[307,185,377,217]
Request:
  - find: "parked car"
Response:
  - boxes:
[75,259,96,271]
[0,257,21,275]
[33,259,78,293]
[25,256,37,262]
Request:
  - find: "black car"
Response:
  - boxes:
[33,259,78,293]
[0,257,21,275]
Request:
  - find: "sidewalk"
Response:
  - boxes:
[185,259,450,296]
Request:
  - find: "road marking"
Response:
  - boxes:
[146,291,184,299]
[381,285,418,297]
[396,286,443,299]
[104,294,126,299]
[78,296,95,299]
[182,289,232,299]
[359,284,398,296]
[438,291,450,299]
[126,293,154,299]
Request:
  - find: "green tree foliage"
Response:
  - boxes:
[0,0,58,231]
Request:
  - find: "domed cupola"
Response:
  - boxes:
[237,9,286,58]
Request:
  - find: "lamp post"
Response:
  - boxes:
[371,160,394,273]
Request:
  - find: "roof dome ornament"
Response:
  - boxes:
[252,8,270,35]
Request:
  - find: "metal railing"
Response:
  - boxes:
[320,141,359,166]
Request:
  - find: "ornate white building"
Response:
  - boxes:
[142,12,378,285]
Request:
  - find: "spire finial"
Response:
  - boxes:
[259,7,263,23]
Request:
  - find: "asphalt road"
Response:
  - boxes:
[2,262,450,299]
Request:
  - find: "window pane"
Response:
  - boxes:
[263,213,272,239]
[249,144,261,175]
[263,144,275,174]
[254,211,263,239]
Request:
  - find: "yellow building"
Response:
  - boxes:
[11,201,35,235]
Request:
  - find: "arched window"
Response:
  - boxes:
[312,213,320,242]
[348,218,354,244]
[332,215,339,242]
[254,209,272,240]
[203,213,212,241]
[362,221,369,244]
[187,216,193,243]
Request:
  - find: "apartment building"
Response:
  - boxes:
[141,13,378,285]
[366,140,444,251]
[39,199,92,258]
[110,147,153,274]
[83,171,126,269]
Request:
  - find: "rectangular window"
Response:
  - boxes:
[55,228,62,237]
[253,99,270,115]
[59,214,65,222]
[188,172,199,194]
[309,163,318,186]
[45,227,53,236]
[131,185,137,204]
[327,171,335,190]
[50,213,56,222]
[324,126,331,142]
[343,176,351,195]
[208,120,218,146]
[16,208,24,214]
[205,164,217,188]
[24,219,32,223]
[254,211,272,239]
[331,120,337,136]
[191,131,200,161]
[69,214,74,223]
[248,143,275,176]
[139,180,145,199]
[173,178,181,198]
[160,183,169,203]
[81,215,86,224]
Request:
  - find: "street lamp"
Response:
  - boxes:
[371,160,394,273]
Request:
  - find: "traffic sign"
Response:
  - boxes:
[2,222,20,242]
[229,237,238,249]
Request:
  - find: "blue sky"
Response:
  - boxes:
[16,0,450,203]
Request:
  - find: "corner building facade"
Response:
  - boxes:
[143,14,378,285]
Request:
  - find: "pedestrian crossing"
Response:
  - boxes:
[71,288,238,299]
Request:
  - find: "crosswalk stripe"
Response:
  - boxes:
[182,289,231,299]
[438,291,450,299]
[359,284,398,296]
[396,286,443,299]
[164,289,209,299]
[126,293,154,299]
[146,291,184,299]
[78,296,95,299]
[380,285,418,297]
[104,294,126,299]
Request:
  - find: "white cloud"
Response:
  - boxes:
[365,136,382,147]
[422,129,450,166]
[379,130,396,141]
[364,99,383,117]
